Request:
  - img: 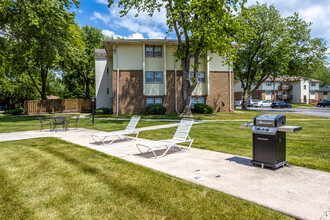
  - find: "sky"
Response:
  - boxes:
[72,0,330,62]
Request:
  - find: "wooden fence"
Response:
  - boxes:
[24,99,92,115]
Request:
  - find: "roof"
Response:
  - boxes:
[264,76,321,83]
[102,39,179,46]
[46,95,59,100]
[95,49,107,59]
[319,86,330,92]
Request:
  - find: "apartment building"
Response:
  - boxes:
[318,86,330,101]
[95,39,234,114]
[234,76,321,104]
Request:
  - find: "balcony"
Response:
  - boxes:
[278,85,292,90]
[278,94,293,100]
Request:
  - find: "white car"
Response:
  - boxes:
[253,100,272,107]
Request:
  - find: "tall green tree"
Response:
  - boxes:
[234,4,328,109]
[108,0,242,116]
[61,25,104,99]
[0,0,80,100]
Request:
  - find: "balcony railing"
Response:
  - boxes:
[278,85,292,90]
[278,94,293,100]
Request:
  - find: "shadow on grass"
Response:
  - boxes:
[37,143,185,216]
[0,167,33,219]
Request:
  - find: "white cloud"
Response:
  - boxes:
[90,12,111,23]
[95,0,108,5]
[74,9,83,14]
[127,33,144,39]
[102,30,145,39]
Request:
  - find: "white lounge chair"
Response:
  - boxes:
[91,115,141,145]
[136,118,194,158]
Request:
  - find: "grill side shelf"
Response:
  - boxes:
[240,124,302,133]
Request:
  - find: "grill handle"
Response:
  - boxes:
[257,137,269,141]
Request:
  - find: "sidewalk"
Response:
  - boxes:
[0,128,329,220]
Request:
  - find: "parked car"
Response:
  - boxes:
[317,100,330,107]
[253,100,272,107]
[271,102,292,108]
[248,100,260,107]
[235,100,242,107]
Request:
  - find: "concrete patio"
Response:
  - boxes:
[0,128,329,220]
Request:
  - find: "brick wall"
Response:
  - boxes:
[113,70,233,114]
[112,70,145,114]
[207,71,234,112]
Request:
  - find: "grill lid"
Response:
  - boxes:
[254,114,286,127]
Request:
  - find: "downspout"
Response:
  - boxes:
[115,44,119,116]
[174,60,179,114]
[228,60,233,112]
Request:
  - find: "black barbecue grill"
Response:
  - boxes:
[251,114,287,169]
[241,114,302,170]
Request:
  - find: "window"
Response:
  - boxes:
[145,45,162,57]
[311,82,316,87]
[266,82,272,86]
[310,91,315,95]
[324,92,328,95]
[304,85,307,90]
[146,97,163,107]
[189,72,205,83]
[106,67,110,77]
[266,91,271,95]
[146,71,163,84]
[106,88,109,95]
[198,72,205,83]
[190,96,206,108]
[241,84,243,88]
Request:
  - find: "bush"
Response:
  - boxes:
[193,103,214,114]
[146,104,166,115]
[5,107,24,115]
[95,108,111,114]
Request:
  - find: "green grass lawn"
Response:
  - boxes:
[91,110,325,120]
[0,115,172,133]
[139,120,330,172]
[0,138,290,219]
[291,104,316,108]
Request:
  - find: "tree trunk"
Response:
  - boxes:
[242,89,250,110]
[85,79,90,99]
[40,66,48,100]
[180,56,198,117]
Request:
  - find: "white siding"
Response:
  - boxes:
[95,58,112,109]
[301,80,310,103]
[209,52,228,71]
[291,81,301,103]
[114,44,143,70]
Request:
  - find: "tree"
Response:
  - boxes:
[0,0,80,100]
[107,0,242,116]
[234,4,328,109]
[61,25,104,99]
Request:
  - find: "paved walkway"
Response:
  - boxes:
[0,128,329,220]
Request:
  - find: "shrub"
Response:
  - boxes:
[95,107,111,114]
[146,104,166,115]
[193,103,214,114]
[4,109,12,114]
[5,107,24,115]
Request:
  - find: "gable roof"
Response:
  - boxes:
[95,49,107,59]
[264,76,321,83]
[319,86,330,92]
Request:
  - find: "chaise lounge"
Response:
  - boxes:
[91,115,141,145]
[136,118,194,158]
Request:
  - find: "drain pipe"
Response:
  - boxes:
[228,60,233,112]
[174,60,179,114]
[115,44,119,116]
